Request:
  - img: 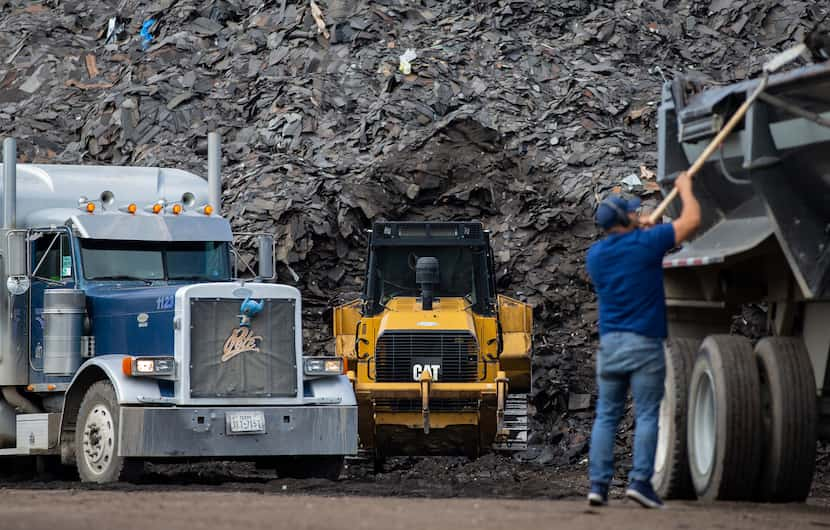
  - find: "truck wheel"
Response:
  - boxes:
[75,381,141,484]
[652,338,698,500]
[687,335,761,501]
[755,337,817,502]
[274,456,344,480]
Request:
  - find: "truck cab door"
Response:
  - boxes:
[28,229,77,373]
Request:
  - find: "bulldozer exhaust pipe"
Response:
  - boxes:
[416,257,439,311]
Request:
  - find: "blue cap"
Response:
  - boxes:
[595,196,641,230]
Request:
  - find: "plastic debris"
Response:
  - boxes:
[398,48,417,75]
[140,18,156,50]
[622,173,642,189]
[105,16,126,45]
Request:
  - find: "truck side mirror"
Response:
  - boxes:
[5,230,29,295]
[257,234,275,280]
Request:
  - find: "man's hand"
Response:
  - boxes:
[674,170,692,195]
[638,215,655,228]
[671,170,701,244]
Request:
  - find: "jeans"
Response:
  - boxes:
[588,331,665,485]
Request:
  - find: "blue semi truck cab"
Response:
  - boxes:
[0,136,357,483]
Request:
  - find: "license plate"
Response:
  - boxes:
[226,411,266,435]
[411,358,441,381]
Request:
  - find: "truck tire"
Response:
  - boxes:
[274,456,344,480]
[652,338,698,500]
[687,335,761,501]
[75,381,141,484]
[755,337,817,502]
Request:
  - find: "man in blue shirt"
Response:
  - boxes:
[585,171,700,508]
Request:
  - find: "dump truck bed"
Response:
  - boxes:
[657,61,830,298]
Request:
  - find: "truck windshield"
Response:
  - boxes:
[80,240,230,281]
[373,246,481,303]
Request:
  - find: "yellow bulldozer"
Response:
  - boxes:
[333,221,532,463]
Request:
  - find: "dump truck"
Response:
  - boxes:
[0,135,357,483]
[651,59,830,502]
[333,221,531,463]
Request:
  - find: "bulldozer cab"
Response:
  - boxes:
[362,222,497,317]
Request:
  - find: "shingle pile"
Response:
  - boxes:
[1,0,826,465]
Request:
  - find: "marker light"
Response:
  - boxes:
[172,203,183,215]
[127,203,137,214]
[203,204,214,216]
[85,202,95,213]
[152,203,163,214]
[122,356,133,376]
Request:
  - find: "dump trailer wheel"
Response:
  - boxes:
[755,337,817,502]
[274,456,344,480]
[687,335,762,501]
[652,338,698,500]
[75,381,142,484]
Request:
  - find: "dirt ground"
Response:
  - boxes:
[1,488,829,530]
[1,457,829,530]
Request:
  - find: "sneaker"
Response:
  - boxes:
[625,480,665,509]
[587,482,609,506]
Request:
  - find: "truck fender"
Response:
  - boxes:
[60,356,163,447]
[306,375,357,406]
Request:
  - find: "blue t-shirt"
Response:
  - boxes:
[586,224,676,338]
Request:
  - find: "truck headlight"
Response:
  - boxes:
[123,356,177,377]
[304,357,343,376]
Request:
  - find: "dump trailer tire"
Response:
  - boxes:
[274,456,344,481]
[75,381,142,484]
[755,337,817,503]
[652,338,698,500]
[687,335,761,501]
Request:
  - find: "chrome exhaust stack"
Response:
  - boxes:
[3,138,16,229]
[0,137,27,387]
[207,132,222,213]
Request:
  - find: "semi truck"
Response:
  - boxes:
[652,59,830,502]
[333,221,531,465]
[0,134,356,483]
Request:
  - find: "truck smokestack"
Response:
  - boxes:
[416,257,440,311]
[207,132,221,213]
[3,138,16,229]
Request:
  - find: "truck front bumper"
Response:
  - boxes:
[118,405,357,458]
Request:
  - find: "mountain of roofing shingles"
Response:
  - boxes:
[0,0,826,457]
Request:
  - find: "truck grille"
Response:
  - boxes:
[374,331,479,382]
[374,398,480,412]
[189,298,297,398]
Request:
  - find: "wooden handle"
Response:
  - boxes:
[646,76,769,224]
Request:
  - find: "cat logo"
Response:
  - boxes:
[222,327,262,362]
[412,364,440,381]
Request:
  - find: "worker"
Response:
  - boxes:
[584,171,700,508]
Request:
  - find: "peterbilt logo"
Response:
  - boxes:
[137,313,149,328]
[222,327,262,362]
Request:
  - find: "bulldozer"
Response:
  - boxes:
[333,221,532,462]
